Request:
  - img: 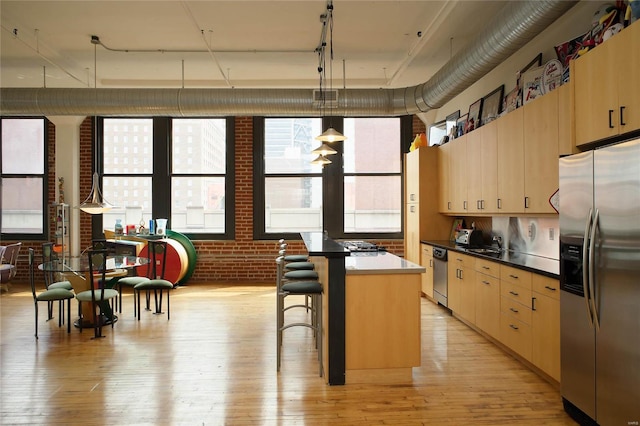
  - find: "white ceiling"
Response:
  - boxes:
[0,1,505,90]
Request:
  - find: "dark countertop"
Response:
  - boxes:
[300,232,351,258]
[422,240,559,279]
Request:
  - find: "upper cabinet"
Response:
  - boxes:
[574,21,640,147]
[523,89,560,214]
[496,108,525,213]
[467,121,498,214]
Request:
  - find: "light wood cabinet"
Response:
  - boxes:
[499,265,533,361]
[421,244,434,299]
[532,275,560,381]
[574,21,640,147]
[467,121,498,213]
[496,108,525,213]
[448,252,475,324]
[450,137,468,213]
[437,141,453,212]
[557,84,575,156]
[523,90,560,214]
[474,258,500,339]
[404,148,450,265]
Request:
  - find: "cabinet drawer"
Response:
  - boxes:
[501,280,532,307]
[501,296,532,325]
[500,265,532,289]
[500,313,532,361]
[450,252,475,269]
[532,274,560,300]
[475,258,499,278]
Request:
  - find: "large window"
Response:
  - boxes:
[100,117,234,239]
[0,118,47,238]
[255,116,407,239]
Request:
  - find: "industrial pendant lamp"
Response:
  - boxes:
[77,36,114,215]
[315,0,346,144]
[312,143,337,156]
[310,154,332,166]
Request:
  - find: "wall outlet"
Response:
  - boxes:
[549,228,554,241]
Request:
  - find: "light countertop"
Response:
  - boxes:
[345,251,425,275]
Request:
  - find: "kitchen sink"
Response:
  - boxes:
[467,247,503,255]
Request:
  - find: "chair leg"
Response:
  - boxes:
[67,299,72,334]
[167,291,170,320]
[34,302,39,339]
[137,290,141,321]
[47,301,54,321]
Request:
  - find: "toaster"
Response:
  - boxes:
[455,229,484,247]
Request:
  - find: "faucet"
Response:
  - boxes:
[492,236,503,250]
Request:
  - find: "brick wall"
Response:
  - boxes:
[10,116,410,285]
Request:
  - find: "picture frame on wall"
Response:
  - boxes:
[465,99,483,133]
[446,110,460,140]
[480,85,504,126]
[456,114,467,137]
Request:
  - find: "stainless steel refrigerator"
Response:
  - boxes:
[559,137,640,426]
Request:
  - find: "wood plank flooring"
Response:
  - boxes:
[0,282,576,425]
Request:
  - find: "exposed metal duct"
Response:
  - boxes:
[0,1,577,117]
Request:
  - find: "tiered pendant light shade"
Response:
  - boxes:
[78,172,114,214]
[315,127,347,143]
[312,143,337,156]
[310,154,332,166]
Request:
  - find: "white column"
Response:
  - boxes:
[46,116,87,257]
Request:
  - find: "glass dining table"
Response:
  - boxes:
[39,255,149,328]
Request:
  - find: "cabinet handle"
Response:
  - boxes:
[510,307,519,313]
[544,285,557,291]
[509,324,519,330]
[459,270,463,280]
[482,280,490,285]
[448,201,452,211]
[429,259,433,268]
[497,198,502,209]
[532,297,537,311]
[482,266,490,270]
[477,200,481,210]
[509,274,519,279]
[509,291,519,296]
[609,109,614,128]
[481,200,485,210]
[463,200,467,210]
[524,196,530,209]
[620,106,626,126]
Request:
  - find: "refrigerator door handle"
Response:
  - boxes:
[582,208,595,327]
[589,208,600,331]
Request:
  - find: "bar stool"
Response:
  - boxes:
[276,250,323,376]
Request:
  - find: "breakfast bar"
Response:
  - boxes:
[301,232,425,385]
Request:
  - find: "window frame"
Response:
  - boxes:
[95,116,235,241]
[0,116,49,240]
[254,115,412,241]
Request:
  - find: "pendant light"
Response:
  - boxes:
[77,36,114,215]
[312,143,337,156]
[310,154,332,166]
[315,1,346,144]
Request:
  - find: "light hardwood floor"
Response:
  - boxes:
[0,282,575,425]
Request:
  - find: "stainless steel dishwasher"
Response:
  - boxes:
[432,247,448,307]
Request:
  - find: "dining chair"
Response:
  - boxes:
[27,248,75,339]
[92,239,128,313]
[133,240,174,321]
[0,242,22,293]
[42,242,74,320]
[75,249,119,339]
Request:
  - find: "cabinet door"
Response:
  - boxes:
[475,272,500,338]
[523,90,559,213]
[466,130,483,213]
[447,261,461,313]
[421,244,434,299]
[450,137,468,213]
[497,109,524,212]
[458,264,476,325]
[532,291,560,381]
[405,150,421,203]
[574,31,619,145]
[405,203,420,264]
[438,142,453,212]
[617,21,640,137]
[481,121,498,213]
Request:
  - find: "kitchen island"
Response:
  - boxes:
[301,233,425,385]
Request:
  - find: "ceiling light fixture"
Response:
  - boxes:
[315,0,346,144]
[77,36,114,215]
[310,154,332,166]
[312,143,337,156]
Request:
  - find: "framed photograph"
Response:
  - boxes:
[502,86,519,114]
[480,85,504,126]
[465,98,483,133]
[517,53,542,88]
[446,110,460,140]
[456,114,468,137]
[522,65,544,105]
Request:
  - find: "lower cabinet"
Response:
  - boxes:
[447,252,560,383]
[421,244,434,299]
[531,274,561,382]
